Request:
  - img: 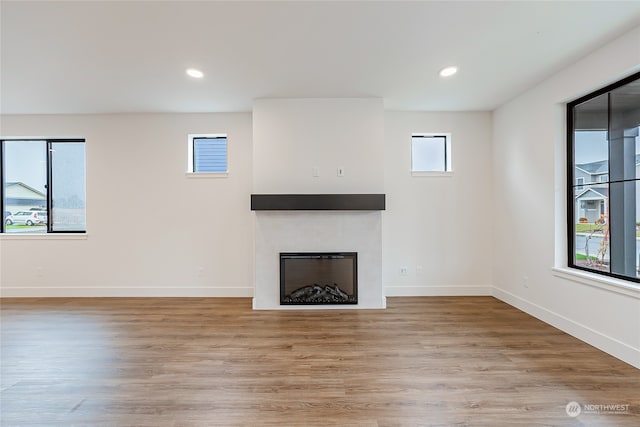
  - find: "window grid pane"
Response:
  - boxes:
[51,142,86,231]
[2,141,47,234]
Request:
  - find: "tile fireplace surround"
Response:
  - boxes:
[252,195,385,310]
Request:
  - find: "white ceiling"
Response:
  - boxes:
[1,1,639,114]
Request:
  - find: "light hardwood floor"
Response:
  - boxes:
[1,297,638,426]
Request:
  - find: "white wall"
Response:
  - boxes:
[252,98,384,193]
[0,113,254,296]
[383,112,494,296]
[251,98,386,309]
[492,26,640,368]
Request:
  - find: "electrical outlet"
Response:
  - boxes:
[337,167,345,177]
[312,167,320,177]
[400,266,409,276]
[522,275,529,288]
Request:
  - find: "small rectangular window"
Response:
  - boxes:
[188,134,227,174]
[411,133,452,174]
[576,177,585,190]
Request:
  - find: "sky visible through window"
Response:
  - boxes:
[575,130,639,164]
[4,141,85,199]
[4,141,47,192]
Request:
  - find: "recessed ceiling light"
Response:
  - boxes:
[186,68,204,79]
[439,66,458,77]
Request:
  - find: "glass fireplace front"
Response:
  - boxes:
[280,252,357,305]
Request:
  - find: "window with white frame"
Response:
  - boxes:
[411,133,452,174]
[187,134,228,174]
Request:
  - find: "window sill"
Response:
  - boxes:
[551,267,640,299]
[0,233,88,240]
[411,171,454,177]
[185,172,229,178]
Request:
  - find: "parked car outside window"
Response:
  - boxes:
[5,210,47,226]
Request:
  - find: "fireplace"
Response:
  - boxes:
[280,252,357,305]
[254,211,383,310]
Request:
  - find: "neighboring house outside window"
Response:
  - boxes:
[187,134,228,175]
[4,182,46,212]
[567,71,640,283]
[574,160,613,224]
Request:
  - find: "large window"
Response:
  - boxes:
[567,71,640,282]
[1,139,86,233]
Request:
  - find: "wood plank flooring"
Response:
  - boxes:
[1,297,638,426]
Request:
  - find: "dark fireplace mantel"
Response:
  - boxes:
[251,194,385,211]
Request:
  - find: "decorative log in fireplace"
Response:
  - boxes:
[280,253,357,305]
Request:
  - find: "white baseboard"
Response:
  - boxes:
[492,286,640,369]
[0,287,254,298]
[385,285,492,296]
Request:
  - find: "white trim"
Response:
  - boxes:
[385,285,492,296]
[0,233,87,240]
[574,166,591,175]
[551,267,640,299]
[574,187,606,199]
[0,286,254,298]
[411,171,454,177]
[185,172,229,179]
[553,102,568,269]
[492,286,640,369]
